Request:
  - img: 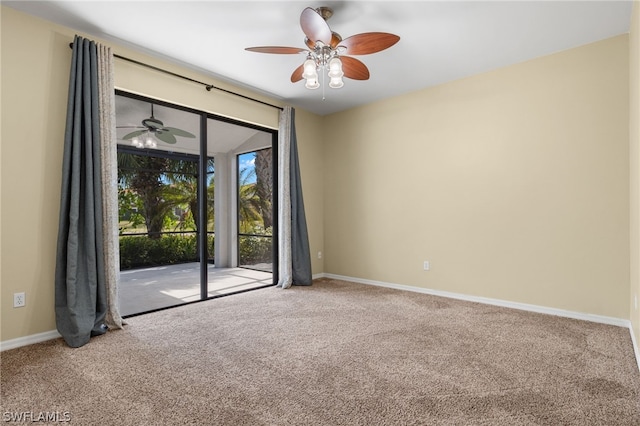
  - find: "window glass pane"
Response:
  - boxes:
[116,94,201,316]
[238,147,273,272]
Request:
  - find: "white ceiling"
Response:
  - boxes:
[5,1,633,116]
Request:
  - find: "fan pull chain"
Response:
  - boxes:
[322,66,326,101]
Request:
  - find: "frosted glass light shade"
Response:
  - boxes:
[328,57,343,78]
[302,59,318,79]
[329,76,344,89]
[144,134,156,148]
[305,77,320,89]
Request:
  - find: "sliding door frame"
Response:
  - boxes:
[116,90,278,316]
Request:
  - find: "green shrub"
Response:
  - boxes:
[119,233,270,270]
[239,235,272,265]
[120,234,201,269]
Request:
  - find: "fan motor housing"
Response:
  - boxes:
[142,117,164,130]
[316,6,333,21]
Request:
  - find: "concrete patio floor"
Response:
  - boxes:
[118,262,273,316]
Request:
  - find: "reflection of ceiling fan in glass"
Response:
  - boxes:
[118,104,196,148]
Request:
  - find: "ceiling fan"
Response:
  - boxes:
[245,6,400,89]
[119,104,196,148]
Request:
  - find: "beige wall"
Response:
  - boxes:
[630,2,640,348]
[294,108,325,273]
[0,7,324,342]
[324,35,630,319]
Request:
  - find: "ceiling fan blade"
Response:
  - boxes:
[300,7,332,46]
[155,131,177,145]
[245,46,307,54]
[122,130,147,140]
[304,38,315,50]
[117,125,145,129]
[341,56,370,80]
[163,127,196,138]
[291,64,304,83]
[330,32,343,49]
[340,32,400,55]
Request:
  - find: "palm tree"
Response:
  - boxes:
[238,165,261,234]
[162,158,215,232]
[254,148,273,230]
[118,152,206,239]
[118,154,173,239]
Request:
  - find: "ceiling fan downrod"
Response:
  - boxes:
[315,6,333,21]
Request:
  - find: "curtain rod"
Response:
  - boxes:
[69,43,283,111]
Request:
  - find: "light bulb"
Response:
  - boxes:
[328,57,343,78]
[302,58,318,79]
[144,134,156,148]
[329,76,344,89]
[131,137,143,148]
[305,77,320,90]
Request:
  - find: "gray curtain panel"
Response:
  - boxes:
[55,36,108,347]
[277,107,312,288]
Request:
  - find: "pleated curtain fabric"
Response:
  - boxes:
[55,36,122,348]
[97,44,124,331]
[277,107,312,288]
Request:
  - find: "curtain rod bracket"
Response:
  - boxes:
[205,85,213,92]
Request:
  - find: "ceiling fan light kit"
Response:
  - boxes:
[245,6,400,93]
[131,133,157,149]
[119,103,196,149]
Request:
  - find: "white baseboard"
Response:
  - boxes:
[322,273,630,327]
[631,323,640,373]
[0,330,61,352]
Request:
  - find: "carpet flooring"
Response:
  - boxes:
[2,278,639,425]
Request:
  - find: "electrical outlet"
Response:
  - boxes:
[13,292,25,308]
[318,251,322,259]
[423,261,430,271]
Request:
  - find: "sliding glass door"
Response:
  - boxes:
[206,118,276,296]
[115,91,276,316]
